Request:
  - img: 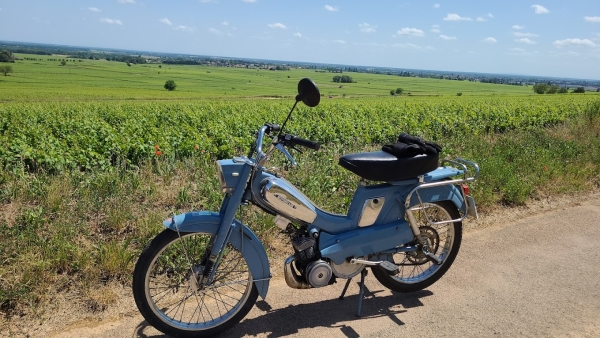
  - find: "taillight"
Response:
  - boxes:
[461,184,470,195]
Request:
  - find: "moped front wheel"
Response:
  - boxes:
[132,229,258,338]
[372,201,462,293]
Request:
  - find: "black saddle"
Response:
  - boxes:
[338,151,439,182]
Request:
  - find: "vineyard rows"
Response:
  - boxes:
[0,95,596,172]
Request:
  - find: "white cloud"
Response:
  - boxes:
[175,25,194,32]
[430,24,440,33]
[433,3,440,9]
[221,21,229,26]
[512,25,524,30]
[531,5,549,14]
[584,16,600,23]
[88,7,101,12]
[294,32,302,38]
[476,17,486,22]
[444,13,472,21]
[514,32,538,37]
[209,28,222,35]
[325,5,338,12]
[394,43,434,50]
[159,18,172,25]
[333,39,346,44]
[439,35,456,40]
[118,0,135,4]
[506,47,539,56]
[488,13,494,18]
[482,37,497,43]
[268,23,286,29]
[396,27,425,37]
[242,0,256,3]
[199,0,218,3]
[100,18,123,25]
[515,38,537,44]
[359,23,376,33]
[553,38,596,48]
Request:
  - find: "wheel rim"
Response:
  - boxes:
[391,203,456,284]
[144,233,253,331]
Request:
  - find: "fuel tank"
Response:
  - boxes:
[257,176,317,224]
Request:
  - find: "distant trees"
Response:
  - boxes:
[533,83,570,94]
[546,85,559,94]
[60,60,67,66]
[533,83,549,94]
[164,80,177,91]
[0,50,15,63]
[0,65,13,76]
[332,75,354,83]
[395,88,403,95]
[1,65,13,76]
[573,87,585,93]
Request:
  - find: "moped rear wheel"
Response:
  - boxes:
[372,201,462,293]
[132,229,258,338]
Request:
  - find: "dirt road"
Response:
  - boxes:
[52,196,600,338]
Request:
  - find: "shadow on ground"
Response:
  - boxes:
[133,280,433,338]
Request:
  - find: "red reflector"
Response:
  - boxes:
[461,184,469,195]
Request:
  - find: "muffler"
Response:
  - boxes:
[283,255,311,289]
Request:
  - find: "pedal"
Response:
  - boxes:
[379,260,399,275]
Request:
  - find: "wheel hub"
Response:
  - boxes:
[408,226,440,264]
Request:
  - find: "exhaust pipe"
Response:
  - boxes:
[284,255,311,289]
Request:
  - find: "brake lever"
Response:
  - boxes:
[275,143,297,167]
[290,145,303,154]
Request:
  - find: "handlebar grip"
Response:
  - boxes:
[290,135,320,151]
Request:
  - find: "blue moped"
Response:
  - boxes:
[132,78,479,337]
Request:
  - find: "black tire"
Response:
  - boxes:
[372,201,462,293]
[132,229,258,338]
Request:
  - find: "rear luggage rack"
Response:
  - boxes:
[404,158,480,236]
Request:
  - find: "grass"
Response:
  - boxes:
[0,53,536,102]
[1,54,600,326]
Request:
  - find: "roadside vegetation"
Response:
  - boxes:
[1,54,600,329]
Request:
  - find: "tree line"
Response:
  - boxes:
[0,50,15,62]
[533,83,585,94]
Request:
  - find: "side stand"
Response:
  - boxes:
[339,269,368,317]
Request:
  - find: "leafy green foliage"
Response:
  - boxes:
[0,65,13,76]
[164,79,176,91]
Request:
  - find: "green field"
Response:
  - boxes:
[1,54,600,325]
[0,53,533,101]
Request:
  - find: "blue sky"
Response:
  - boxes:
[1,1,600,79]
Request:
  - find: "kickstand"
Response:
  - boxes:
[338,269,368,317]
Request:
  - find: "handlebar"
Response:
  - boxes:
[281,134,321,151]
[253,124,320,167]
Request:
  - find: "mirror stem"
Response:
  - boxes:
[278,100,299,138]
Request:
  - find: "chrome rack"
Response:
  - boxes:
[404,158,480,237]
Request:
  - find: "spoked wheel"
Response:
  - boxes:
[132,229,258,338]
[372,201,462,293]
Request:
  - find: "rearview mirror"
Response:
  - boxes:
[296,78,320,107]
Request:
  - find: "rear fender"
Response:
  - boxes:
[164,211,270,299]
[408,184,466,214]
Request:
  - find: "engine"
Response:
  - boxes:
[287,234,333,288]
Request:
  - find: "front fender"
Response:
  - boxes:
[164,211,270,299]
[408,184,466,214]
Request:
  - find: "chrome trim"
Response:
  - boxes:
[358,197,385,227]
[261,177,317,223]
[284,255,311,289]
[404,158,480,236]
